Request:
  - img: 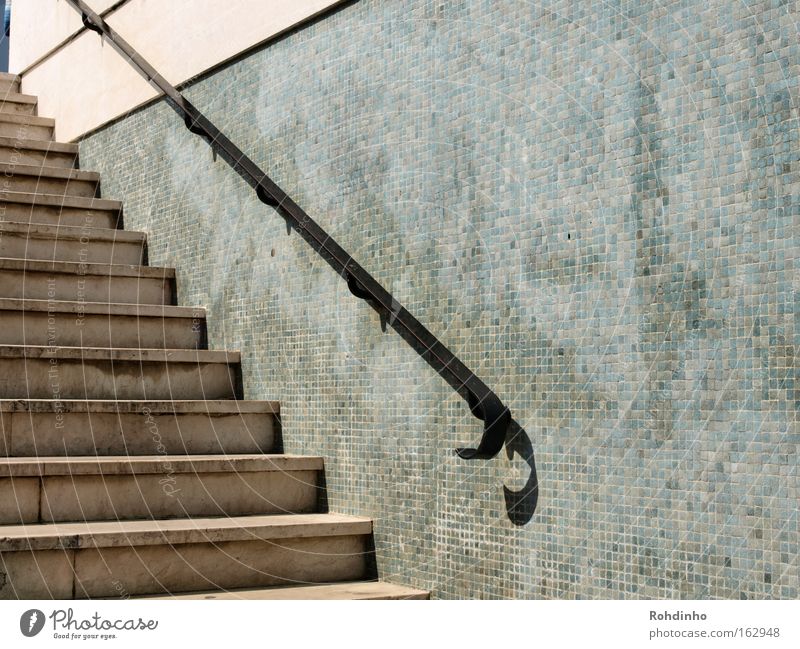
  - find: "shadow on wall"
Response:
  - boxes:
[503,421,539,526]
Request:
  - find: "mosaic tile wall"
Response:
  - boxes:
[80,0,798,598]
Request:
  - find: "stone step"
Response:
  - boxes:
[140,581,430,600]
[0,299,205,348]
[0,92,38,116]
[0,454,323,524]
[0,399,279,457]
[0,513,372,598]
[0,163,99,198]
[0,113,54,140]
[0,222,145,264]
[0,258,175,304]
[0,345,242,400]
[0,192,122,229]
[0,137,78,168]
[0,73,20,95]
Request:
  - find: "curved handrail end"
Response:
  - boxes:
[455,396,510,460]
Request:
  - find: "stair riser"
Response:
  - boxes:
[0,122,52,140]
[0,233,144,264]
[0,411,275,456]
[0,101,36,116]
[0,311,204,348]
[0,535,369,599]
[0,175,97,198]
[0,357,241,400]
[0,146,77,168]
[0,203,120,229]
[0,270,174,304]
[0,471,319,524]
[0,81,20,94]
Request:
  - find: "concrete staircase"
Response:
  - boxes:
[0,72,427,600]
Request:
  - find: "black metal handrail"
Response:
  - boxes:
[65,0,521,462]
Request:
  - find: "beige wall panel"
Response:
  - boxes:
[13,0,344,141]
[10,0,118,72]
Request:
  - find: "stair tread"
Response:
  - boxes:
[0,298,196,317]
[0,113,53,126]
[0,454,322,476]
[0,398,279,414]
[0,136,76,153]
[139,581,429,600]
[0,162,97,180]
[0,221,143,241]
[0,92,37,104]
[0,257,173,278]
[0,344,238,362]
[0,513,372,550]
[0,191,120,210]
